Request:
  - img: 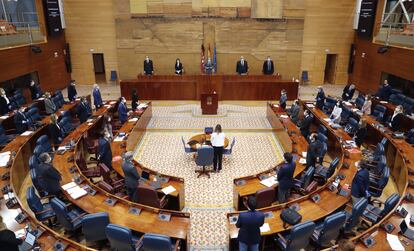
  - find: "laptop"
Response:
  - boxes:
[400,219,414,241]
[19,232,36,251]
[140,171,150,181]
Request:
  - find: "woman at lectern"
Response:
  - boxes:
[175,58,184,75]
[211,124,225,173]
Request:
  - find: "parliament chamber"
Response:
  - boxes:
[1,0,414,251]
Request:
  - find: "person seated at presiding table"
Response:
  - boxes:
[14,106,31,134]
[37,152,62,197]
[77,96,92,123]
[97,131,113,169]
[143,55,154,75]
[299,109,313,139]
[44,92,57,115]
[315,86,326,109]
[204,58,214,75]
[388,105,404,131]
[361,95,372,115]
[174,58,184,75]
[306,133,321,168]
[0,215,23,251]
[351,161,369,205]
[29,79,43,100]
[279,89,287,110]
[353,119,367,148]
[121,151,140,202]
[236,196,265,251]
[262,56,274,75]
[375,79,392,101]
[330,100,343,124]
[287,99,300,124]
[92,84,103,109]
[0,88,11,115]
[67,80,78,102]
[342,83,356,101]
[236,56,248,75]
[49,114,64,145]
[117,96,130,124]
[276,152,296,203]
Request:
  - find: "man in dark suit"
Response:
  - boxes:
[0,215,23,251]
[121,151,140,202]
[276,152,296,203]
[299,109,313,139]
[118,97,129,124]
[67,80,77,102]
[315,86,325,109]
[49,114,64,145]
[97,132,113,169]
[14,107,31,134]
[351,161,369,205]
[342,84,355,101]
[262,56,274,75]
[376,79,392,101]
[388,105,404,131]
[236,56,248,75]
[77,97,92,123]
[37,153,62,196]
[306,133,321,168]
[174,58,184,75]
[0,88,11,115]
[29,80,42,100]
[236,196,265,251]
[287,100,300,124]
[143,56,154,75]
[92,84,103,109]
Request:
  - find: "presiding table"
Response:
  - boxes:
[187,133,229,150]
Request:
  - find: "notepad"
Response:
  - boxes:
[162,185,176,195]
[114,136,125,142]
[260,176,278,188]
[0,151,11,167]
[260,223,270,233]
[67,186,87,199]
[61,182,77,191]
[306,103,315,108]
[280,115,289,119]
[21,131,34,136]
[386,233,404,251]
[380,101,388,104]
[302,152,307,158]
[299,158,307,164]
[138,103,148,109]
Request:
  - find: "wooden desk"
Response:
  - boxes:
[371,98,414,133]
[120,75,298,101]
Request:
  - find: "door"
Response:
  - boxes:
[93,53,106,83]
[324,54,338,84]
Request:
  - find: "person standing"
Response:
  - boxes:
[44,92,57,115]
[375,79,392,101]
[361,95,372,115]
[103,115,114,140]
[276,152,296,203]
[92,84,103,109]
[330,100,343,124]
[306,133,321,168]
[77,96,92,123]
[49,114,64,144]
[299,109,313,139]
[315,86,326,110]
[131,89,139,111]
[97,131,113,169]
[121,151,140,202]
[37,153,62,196]
[342,84,356,101]
[0,216,22,251]
[236,56,248,75]
[351,161,369,205]
[354,119,367,148]
[174,58,184,75]
[14,107,30,134]
[388,105,404,131]
[0,88,11,115]
[279,89,287,110]
[211,124,225,172]
[67,80,78,102]
[29,80,42,100]
[236,196,265,251]
[262,56,274,75]
[118,97,129,124]
[287,100,300,124]
[143,56,154,75]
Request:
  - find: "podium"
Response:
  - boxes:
[201,93,218,115]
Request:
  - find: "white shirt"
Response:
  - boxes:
[331,106,342,120]
[211,132,225,147]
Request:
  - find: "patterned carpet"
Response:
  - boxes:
[133,104,284,250]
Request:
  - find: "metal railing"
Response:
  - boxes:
[0,20,46,49]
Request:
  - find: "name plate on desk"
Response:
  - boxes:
[235,180,246,186]
[53,240,68,251]
[128,207,142,215]
[104,197,118,207]
[264,212,274,219]
[229,215,239,225]
[158,212,171,222]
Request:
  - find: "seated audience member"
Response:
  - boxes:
[342,83,355,101]
[44,92,57,115]
[306,133,321,168]
[315,86,326,109]
[276,152,296,203]
[330,100,343,124]
[204,58,214,75]
[92,84,103,109]
[175,58,184,75]
[121,151,140,202]
[0,215,23,251]
[236,196,265,251]
[279,89,287,110]
[375,79,392,101]
[361,95,372,115]
[388,105,404,131]
[354,119,367,148]
[103,115,114,140]
[131,89,139,111]
[0,88,11,115]
[29,80,42,100]
[262,56,274,75]
[77,96,92,123]
[67,80,78,102]
[14,107,30,134]
[236,56,248,75]
[49,114,63,145]
[299,109,313,139]
[351,161,369,205]
[143,56,154,75]
[97,131,113,169]
[38,152,62,196]
[118,97,129,124]
[287,99,300,124]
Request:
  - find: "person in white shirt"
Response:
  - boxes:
[330,100,343,124]
[210,124,225,172]
[361,95,372,115]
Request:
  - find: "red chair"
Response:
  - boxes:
[136,185,168,209]
[75,151,100,178]
[99,163,124,191]
[255,187,275,209]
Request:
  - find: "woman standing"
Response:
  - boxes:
[131,89,139,111]
[211,124,225,172]
[361,95,372,115]
[330,100,343,124]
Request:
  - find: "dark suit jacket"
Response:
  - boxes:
[236,60,248,74]
[49,123,63,144]
[306,140,321,168]
[299,114,313,138]
[77,101,92,123]
[342,85,355,101]
[44,98,56,115]
[38,162,62,196]
[14,111,29,133]
[236,210,265,245]
[67,84,77,101]
[351,168,369,198]
[277,161,296,190]
[288,104,300,124]
[131,93,139,111]
[316,91,325,109]
[377,85,392,101]
[390,113,404,131]
[118,102,128,123]
[355,126,367,147]
[144,60,154,75]
[262,60,274,75]
[0,96,10,115]
[0,229,22,251]
[93,89,102,108]
[30,84,42,100]
[175,62,183,75]
[98,137,112,168]
[122,160,140,189]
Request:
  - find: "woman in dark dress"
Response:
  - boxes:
[0,216,22,251]
[131,89,139,111]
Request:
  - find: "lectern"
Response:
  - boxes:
[201,93,218,115]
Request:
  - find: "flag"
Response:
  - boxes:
[213,45,217,73]
[207,43,211,60]
[201,44,205,73]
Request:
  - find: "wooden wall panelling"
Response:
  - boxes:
[251,0,284,19]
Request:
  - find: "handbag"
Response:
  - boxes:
[280,208,302,228]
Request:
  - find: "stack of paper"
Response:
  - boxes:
[62,182,87,199]
[104,105,111,108]
[260,223,270,233]
[302,152,307,158]
[0,151,11,167]
[306,103,315,108]
[128,118,138,122]
[162,185,176,195]
[323,118,331,122]
[61,182,76,190]
[114,136,125,142]
[260,176,278,188]
[138,103,148,109]
[299,158,307,164]
[386,233,404,251]
[21,131,34,136]
[109,101,116,105]
[380,101,388,104]
[280,115,289,119]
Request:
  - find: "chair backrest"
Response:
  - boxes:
[345,198,368,231]
[255,187,275,208]
[318,125,327,135]
[381,193,400,218]
[82,212,110,242]
[33,145,44,159]
[286,220,316,251]
[97,181,115,194]
[29,169,43,196]
[301,71,309,81]
[341,107,351,119]
[60,117,73,133]
[137,185,161,208]
[326,157,340,179]
[229,137,236,151]
[195,146,214,166]
[106,224,135,251]
[373,105,386,121]
[26,186,45,216]
[403,97,414,114]
[374,143,385,157]
[36,135,52,153]
[50,197,75,231]
[302,166,315,188]
[142,233,173,251]
[407,128,414,139]
[318,142,328,162]
[99,163,112,182]
[377,166,390,189]
[345,118,358,133]
[317,133,328,144]
[29,155,39,170]
[317,211,346,247]
[373,155,386,175]
[355,95,365,109]
[181,136,186,148]
[391,88,403,95]
[76,151,87,171]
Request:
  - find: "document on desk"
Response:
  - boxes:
[61,182,77,191]
[302,152,307,158]
[162,185,176,195]
[323,118,331,123]
[280,115,289,119]
[306,103,315,108]
[344,101,352,106]
[113,136,125,142]
[299,158,307,164]
[138,103,148,109]
[260,176,278,188]
[67,186,87,200]
[386,233,405,251]
[260,223,270,233]
[0,151,11,167]
[21,131,34,136]
[128,118,138,122]
[380,101,388,104]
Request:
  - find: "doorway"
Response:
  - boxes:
[324,54,338,84]
[93,53,106,83]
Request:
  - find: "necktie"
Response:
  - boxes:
[241,61,244,67]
